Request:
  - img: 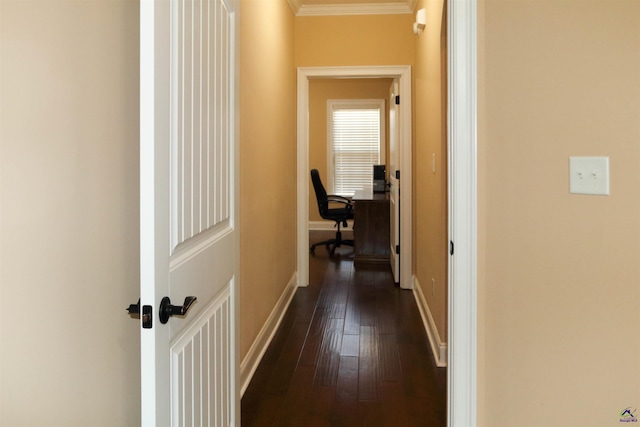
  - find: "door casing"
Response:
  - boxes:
[296,65,413,290]
[447,0,477,425]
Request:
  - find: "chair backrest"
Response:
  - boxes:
[310,169,329,217]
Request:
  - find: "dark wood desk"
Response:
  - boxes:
[352,189,390,266]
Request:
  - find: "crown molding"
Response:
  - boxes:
[287,0,302,15]
[289,1,415,16]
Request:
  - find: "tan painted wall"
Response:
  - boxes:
[294,14,415,67]
[0,1,140,424]
[413,0,448,341]
[478,1,640,425]
[294,12,415,257]
[239,0,297,360]
[308,78,393,222]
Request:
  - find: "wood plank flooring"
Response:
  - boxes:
[241,237,446,427]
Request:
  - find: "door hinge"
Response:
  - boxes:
[450,240,454,256]
[395,170,400,180]
[395,95,400,105]
[395,244,400,255]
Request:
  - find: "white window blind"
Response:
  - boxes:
[328,100,385,196]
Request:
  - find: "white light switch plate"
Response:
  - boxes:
[569,156,610,195]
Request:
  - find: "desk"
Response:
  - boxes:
[352,189,390,266]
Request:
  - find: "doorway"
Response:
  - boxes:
[296,65,413,290]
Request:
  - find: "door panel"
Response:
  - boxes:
[140,0,238,425]
[389,81,400,283]
[171,285,232,426]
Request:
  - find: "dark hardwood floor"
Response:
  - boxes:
[241,234,447,426]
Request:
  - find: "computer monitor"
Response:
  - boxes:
[373,165,386,192]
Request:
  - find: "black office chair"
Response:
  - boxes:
[309,169,354,255]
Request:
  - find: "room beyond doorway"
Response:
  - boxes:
[296,65,413,291]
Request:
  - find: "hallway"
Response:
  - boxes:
[241,242,446,426]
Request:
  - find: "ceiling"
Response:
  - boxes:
[288,0,417,16]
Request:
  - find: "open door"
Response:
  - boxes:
[388,80,400,283]
[139,0,239,425]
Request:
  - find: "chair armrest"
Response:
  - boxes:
[327,195,351,203]
[327,195,353,208]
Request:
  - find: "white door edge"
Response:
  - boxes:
[447,0,478,426]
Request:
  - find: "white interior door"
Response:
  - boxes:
[140,0,239,426]
[388,80,400,283]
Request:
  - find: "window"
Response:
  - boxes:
[327,99,386,196]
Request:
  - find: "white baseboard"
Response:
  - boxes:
[308,220,353,231]
[412,275,447,367]
[240,272,298,396]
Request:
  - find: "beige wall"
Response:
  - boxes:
[0,1,140,424]
[308,78,393,222]
[413,0,448,341]
[478,0,640,425]
[239,0,297,360]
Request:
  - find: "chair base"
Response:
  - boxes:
[310,231,353,256]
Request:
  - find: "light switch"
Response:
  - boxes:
[569,156,610,195]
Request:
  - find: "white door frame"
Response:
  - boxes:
[296,65,413,290]
[447,0,477,426]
